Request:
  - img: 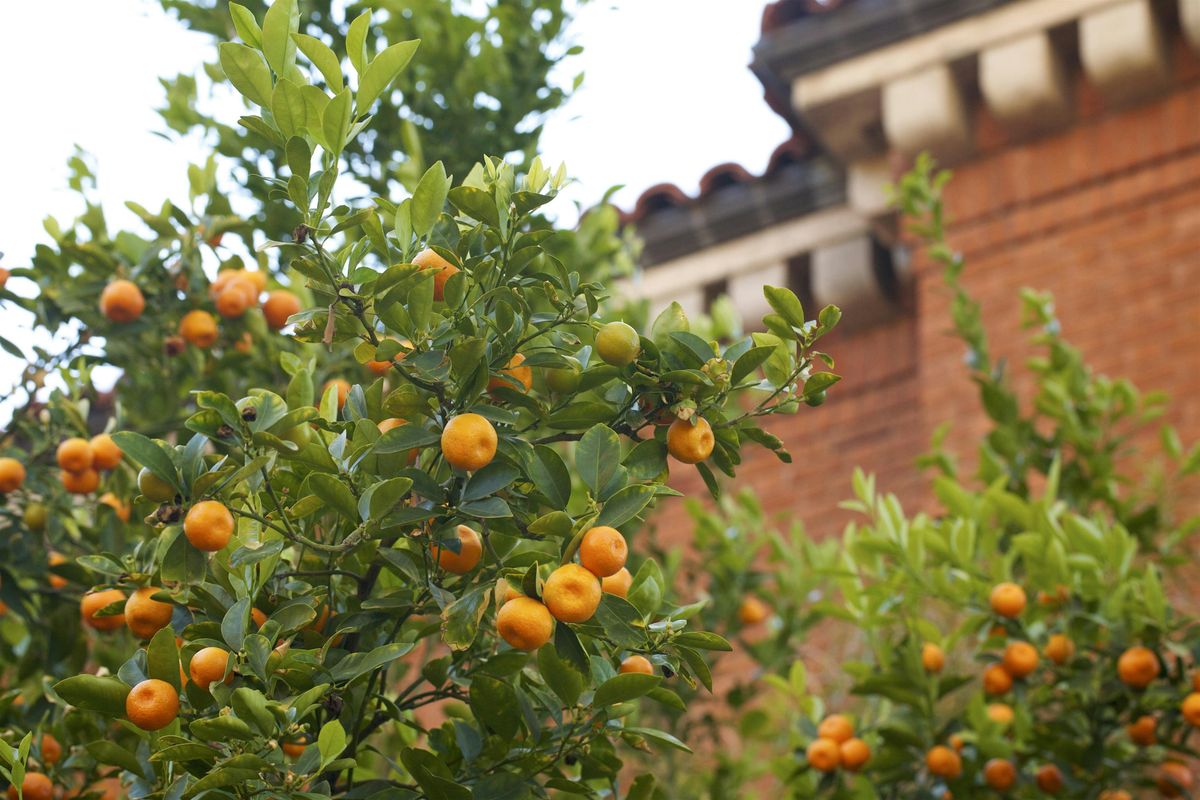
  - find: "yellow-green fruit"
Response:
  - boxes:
[545,356,582,394]
[595,322,641,367]
[23,502,47,532]
[282,425,312,447]
[138,468,175,502]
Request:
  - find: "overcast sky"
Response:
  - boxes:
[0,0,788,392]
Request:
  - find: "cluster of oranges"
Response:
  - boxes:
[805,714,871,774]
[54,433,123,496]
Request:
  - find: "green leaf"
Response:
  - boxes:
[673,631,732,651]
[317,719,347,769]
[271,78,307,140]
[469,675,519,739]
[597,484,654,527]
[222,598,250,651]
[261,0,299,75]
[306,473,359,522]
[731,345,776,385]
[441,585,491,651]
[345,10,370,76]
[763,285,806,328]
[448,186,500,227]
[537,644,583,707]
[323,89,352,154]
[576,424,621,497]
[593,673,661,706]
[146,627,181,691]
[219,42,273,107]
[357,39,420,112]
[471,773,528,800]
[111,432,180,492]
[231,688,276,735]
[53,675,130,716]
[624,727,692,753]
[411,161,450,237]
[86,741,146,778]
[228,3,263,49]
[462,463,519,503]
[375,424,440,454]
[530,446,571,508]
[292,33,342,90]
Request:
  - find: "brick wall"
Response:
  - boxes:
[653,65,1200,544]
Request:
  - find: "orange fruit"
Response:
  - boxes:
[99,492,131,522]
[983,663,1013,695]
[738,595,770,625]
[1044,634,1074,665]
[922,642,945,673]
[263,289,302,330]
[817,714,854,744]
[1193,671,1200,693]
[1099,792,1132,800]
[125,678,179,731]
[7,772,53,800]
[179,309,218,348]
[496,579,524,606]
[215,280,254,318]
[579,526,628,578]
[184,500,235,552]
[377,417,406,434]
[989,582,1026,618]
[61,468,100,494]
[0,268,7,289]
[949,733,965,751]
[48,551,69,590]
[543,563,602,623]
[432,524,483,574]
[81,588,126,631]
[496,596,554,651]
[1002,641,1039,678]
[488,354,533,393]
[0,457,25,493]
[1117,646,1159,688]
[601,567,633,598]
[1182,692,1200,726]
[986,703,1014,725]
[39,734,61,767]
[99,279,145,323]
[805,737,840,772]
[189,646,233,690]
[666,416,715,464]
[240,269,267,294]
[1158,763,1193,798]
[594,321,641,367]
[57,437,94,473]
[926,745,962,778]
[125,586,173,639]
[984,758,1016,791]
[413,248,460,302]
[323,379,351,410]
[1127,714,1156,745]
[839,738,870,771]
[251,607,268,628]
[209,269,241,298]
[89,433,123,470]
[619,655,653,675]
[441,413,498,471]
[1035,764,1063,794]
[281,739,307,758]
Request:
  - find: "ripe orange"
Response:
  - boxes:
[240,269,267,294]
[926,745,962,778]
[1158,763,1193,798]
[7,772,53,800]
[594,321,641,367]
[0,457,25,493]
[496,579,524,606]
[432,524,483,574]
[184,500,235,552]
[441,413,498,471]
[99,492,131,522]
[189,646,233,689]
[496,596,554,651]
[281,739,308,758]
[48,551,69,590]
[805,737,840,772]
[39,733,61,766]
[949,733,965,751]
[263,289,302,330]
[579,526,628,578]
[601,567,633,598]
[413,248,459,302]
[89,433,123,470]
[543,563,602,623]
[179,309,219,348]
[125,678,179,731]
[125,586,173,639]
[1098,791,1132,800]
[738,595,771,625]
[378,417,406,434]
[214,281,253,318]
[61,468,100,495]
[666,416,715,464]
[983,663,1014,695]
[99,279,145,323]
[251,607,268,628]
[138,467,176,502]
[1116,646,1159,688]
[0,268,7,289]
[922,642,945,673]
[1044,634,1075,665]
[1127,714,1156,745]
[619,655,653,675]
[1193,671,1200,693]
[80,588,126,631]
[839,738,870,772]
[1181,692,1200,726]
[1035,764,1063,794]
[57,437,94,473]
[989,582,1026,618]
[1002,641,1039,678]
[817,714,854,744]
[984,758,1016,791]
[986,703,1014,725]
[488,353,533,393]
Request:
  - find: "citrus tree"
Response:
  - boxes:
[0,3,842,797]
[631,157,1200,799]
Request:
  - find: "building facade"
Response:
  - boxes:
[627,0,1200,538]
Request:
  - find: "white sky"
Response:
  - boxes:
[0,0,788,394]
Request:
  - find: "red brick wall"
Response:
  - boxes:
[655,62,1200,543]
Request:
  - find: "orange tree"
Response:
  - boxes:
[0,2,842,797]
[633,157,1200,799]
